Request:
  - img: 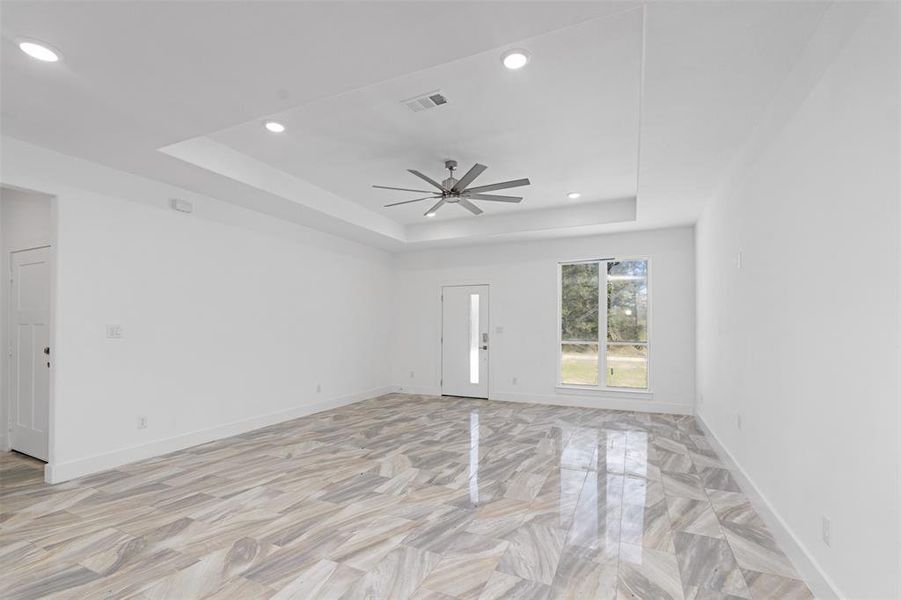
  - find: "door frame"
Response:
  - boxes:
[440,283,491,399]
[1,184,58,472]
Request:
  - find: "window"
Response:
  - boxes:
[559,259,649,389]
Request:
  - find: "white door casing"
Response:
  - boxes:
[9,246,51,461]
[442,285,489,399]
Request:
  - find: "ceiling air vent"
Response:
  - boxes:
[402,90,448,113]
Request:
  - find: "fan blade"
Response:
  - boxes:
[451,163,487,193]
[407,169,446,191]
[424,198,445,216]
[463,178,531,194]
[384,195,439,207]
[466,193,522,203]
[373,185,433,193]
[457,198,484,215]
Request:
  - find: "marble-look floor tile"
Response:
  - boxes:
[667,497,723,539]
[401,506,475,554]
[498,522,565,585]
[327,515,416,570]
[419,532,508,597]
[672,532,749,598]
[697,468,741,493]
[477,570,550,600]
[682,586,749,600]
[621,499,674,551]
[721,521,798,579]
[741,569,813,600]
[267,558,338,599]
[1,394,811,600]
[343,544,440,599]
[623,475,665,507]
[662,472,708,501]
[552,550,617,600]
[617,542,685,600]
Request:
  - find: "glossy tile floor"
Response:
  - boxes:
[0,394,813,600]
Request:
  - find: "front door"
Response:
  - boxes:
[442,285,489,398]
[9,246,51,461]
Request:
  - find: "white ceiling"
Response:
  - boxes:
[202,11,643,224]
[0,1,829,249]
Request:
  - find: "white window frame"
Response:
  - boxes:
[556,256,651,392]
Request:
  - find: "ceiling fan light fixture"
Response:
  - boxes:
[18,40,60,62]
[567,192,581,200]
[264,120,285,133]
[501,49,530,70]
[377,160,529,218]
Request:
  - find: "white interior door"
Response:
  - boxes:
[9,246,51,461]
[442,285,489,398]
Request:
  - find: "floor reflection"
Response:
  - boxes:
[561,425,650,561]
[469,409,479,505]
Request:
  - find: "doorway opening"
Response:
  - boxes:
[1,186,54,463]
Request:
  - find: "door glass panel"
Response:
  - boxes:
[561,342,599,385]
[606,344,648,388]
[469,294,479,384]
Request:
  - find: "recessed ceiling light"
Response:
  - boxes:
[567,192,581,200]
[501,49,530,70]
[18,40,59,62]
[264,121,285,133]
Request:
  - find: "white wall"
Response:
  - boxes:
[392,226,695,414]
[0,187,53,452]
[0,138,395,482]
[695,4,900,599]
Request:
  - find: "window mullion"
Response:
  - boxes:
[599,260,607,388]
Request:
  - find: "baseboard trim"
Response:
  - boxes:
[695,414,844,600]
[44,385,397,484]
[396,385,442,396]
[491,390,692,415]
[393,386,691,414]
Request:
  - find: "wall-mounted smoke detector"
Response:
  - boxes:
[402,90,448,113]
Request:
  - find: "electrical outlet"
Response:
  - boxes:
[410,371,414,379]
[736,414,742,430]
[512,376,518,385]
[106,324,123,339]
[736,250,743,270]
[316,384,322,393]
[822,515,831,547]
[137,416,147,429]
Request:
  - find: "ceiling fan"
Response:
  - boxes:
[373,160,530,217]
